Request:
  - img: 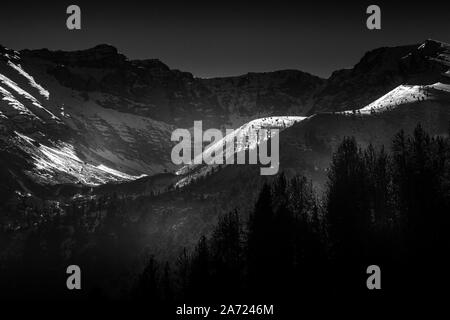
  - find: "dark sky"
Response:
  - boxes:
[0,0,449,78]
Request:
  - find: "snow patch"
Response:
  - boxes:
[32,142,144,185]
[0,85,37,117]
[431,82,450,92]
[7,61,50,99]
[11,131,145,185]
[357,85,427,113]
[15,131,36,144]
[96,164,147,180]
[0,72,59,120]
[340,82,450,115]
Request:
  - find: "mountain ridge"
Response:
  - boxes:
[1,39,449,201]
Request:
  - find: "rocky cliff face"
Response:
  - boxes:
[201,70,324,118]
[18,44,324,129]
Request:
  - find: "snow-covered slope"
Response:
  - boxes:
[14,131,145,185]
[309,39,450,114]
[341,82,450,115]
[175,116,306,187]
[0,45,176,190]
[0,50,59,124]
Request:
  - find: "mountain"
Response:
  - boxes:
[1,39,449,204]
[89,79,450,261]
[0,50,170,200]
[174,116,306,187]
[92,39,450,263]
[0,43,326,198]
[177,82,450,192]
[280,82,450,187]
[201,70,324,120]
[309,39,450,114]
[174,40,450,189]
[14,44,325,127]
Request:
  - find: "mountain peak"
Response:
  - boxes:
[87,43,119,55]
[20,44,126,67]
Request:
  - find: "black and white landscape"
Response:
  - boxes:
[1,38,449,301]
[0,1,450,312]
